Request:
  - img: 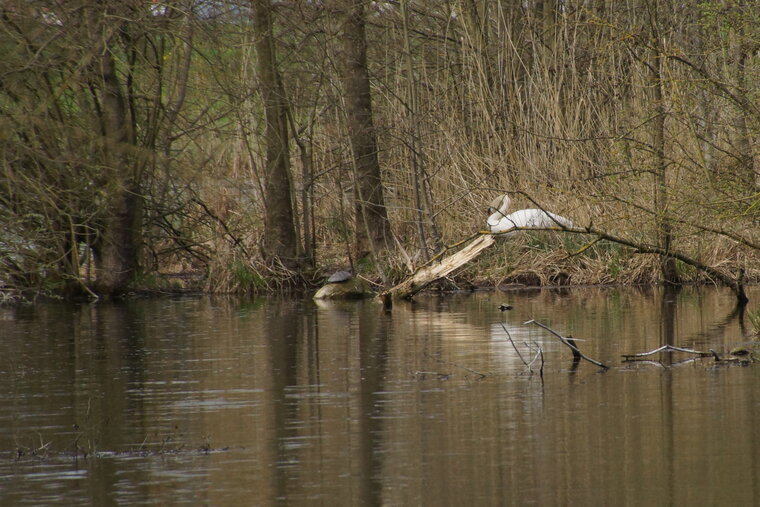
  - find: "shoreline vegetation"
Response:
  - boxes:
[1,2,758,305]
[4,234,757,302]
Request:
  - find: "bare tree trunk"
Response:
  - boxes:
[400,0,442,259]
[732,45,758,190]
[94,47,142,296]
[163,10,194,156]
[252,0,299,269]
[465,0,493,88]
[648,2,679,285]
[292,130,315,267]
[536,0,557,54]
[462,0,495,141]
[339,0,391,262]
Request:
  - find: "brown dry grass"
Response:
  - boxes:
[146,3,760,294]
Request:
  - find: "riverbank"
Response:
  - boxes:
[2,228,758,305]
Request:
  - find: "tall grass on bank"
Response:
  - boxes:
[1,2,757,296]
[166,2,760,291]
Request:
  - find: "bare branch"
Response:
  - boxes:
[622,344,711,361]
[525,319,608,369]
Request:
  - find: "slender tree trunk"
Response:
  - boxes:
[648,2,679,285]
[400,0,442,259]
[339,0,391,262]
[294,134,315,267]
[94,46,142,296]
[695,22,718,179]
[731,45,758,190]
[463,0,495,141]
[465,0,493,86]
[164,11,194,156]
[536,0,557,54]
[252,0,299,268]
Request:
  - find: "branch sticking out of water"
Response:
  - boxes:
[500,323,530,370]
[524,319,609,370]
[525,340,545,378]
[500,322,543,377]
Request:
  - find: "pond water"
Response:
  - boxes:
[1,286,758,505]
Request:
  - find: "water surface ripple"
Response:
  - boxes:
[1,286,758,505]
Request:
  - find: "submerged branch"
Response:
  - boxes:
[500,322,534,374]
[423,353,487,379]
[622,344,712,361]
[525,319,608,369]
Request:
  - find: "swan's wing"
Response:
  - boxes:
[488,209,573,233]
[545,211,573,228]
[487,209,535,232]
[509,209,546,227]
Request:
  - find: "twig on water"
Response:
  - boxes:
[621,344,712,361]
[413,371,451,380]
[500,322,533,373]
[423,353,487,379]
[525,319,609,370]
[627,360,667,368]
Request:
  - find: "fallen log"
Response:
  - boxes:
[380,233,495,303]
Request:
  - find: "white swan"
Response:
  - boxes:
[486,194,573,235]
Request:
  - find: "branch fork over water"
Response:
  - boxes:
[525,319,609,370]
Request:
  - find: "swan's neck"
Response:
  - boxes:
[487,195,511,227]
[489,195,510,216]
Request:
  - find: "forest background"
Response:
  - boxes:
[1,0,758,300]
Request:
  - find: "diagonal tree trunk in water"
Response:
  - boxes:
[93,46,142,296]
[339,0,391,262]
[252,0,299,268]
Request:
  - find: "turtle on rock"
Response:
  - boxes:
[314,269,374,300]
[326,270,353,284]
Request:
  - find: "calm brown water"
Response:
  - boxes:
[1,286,758,505]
